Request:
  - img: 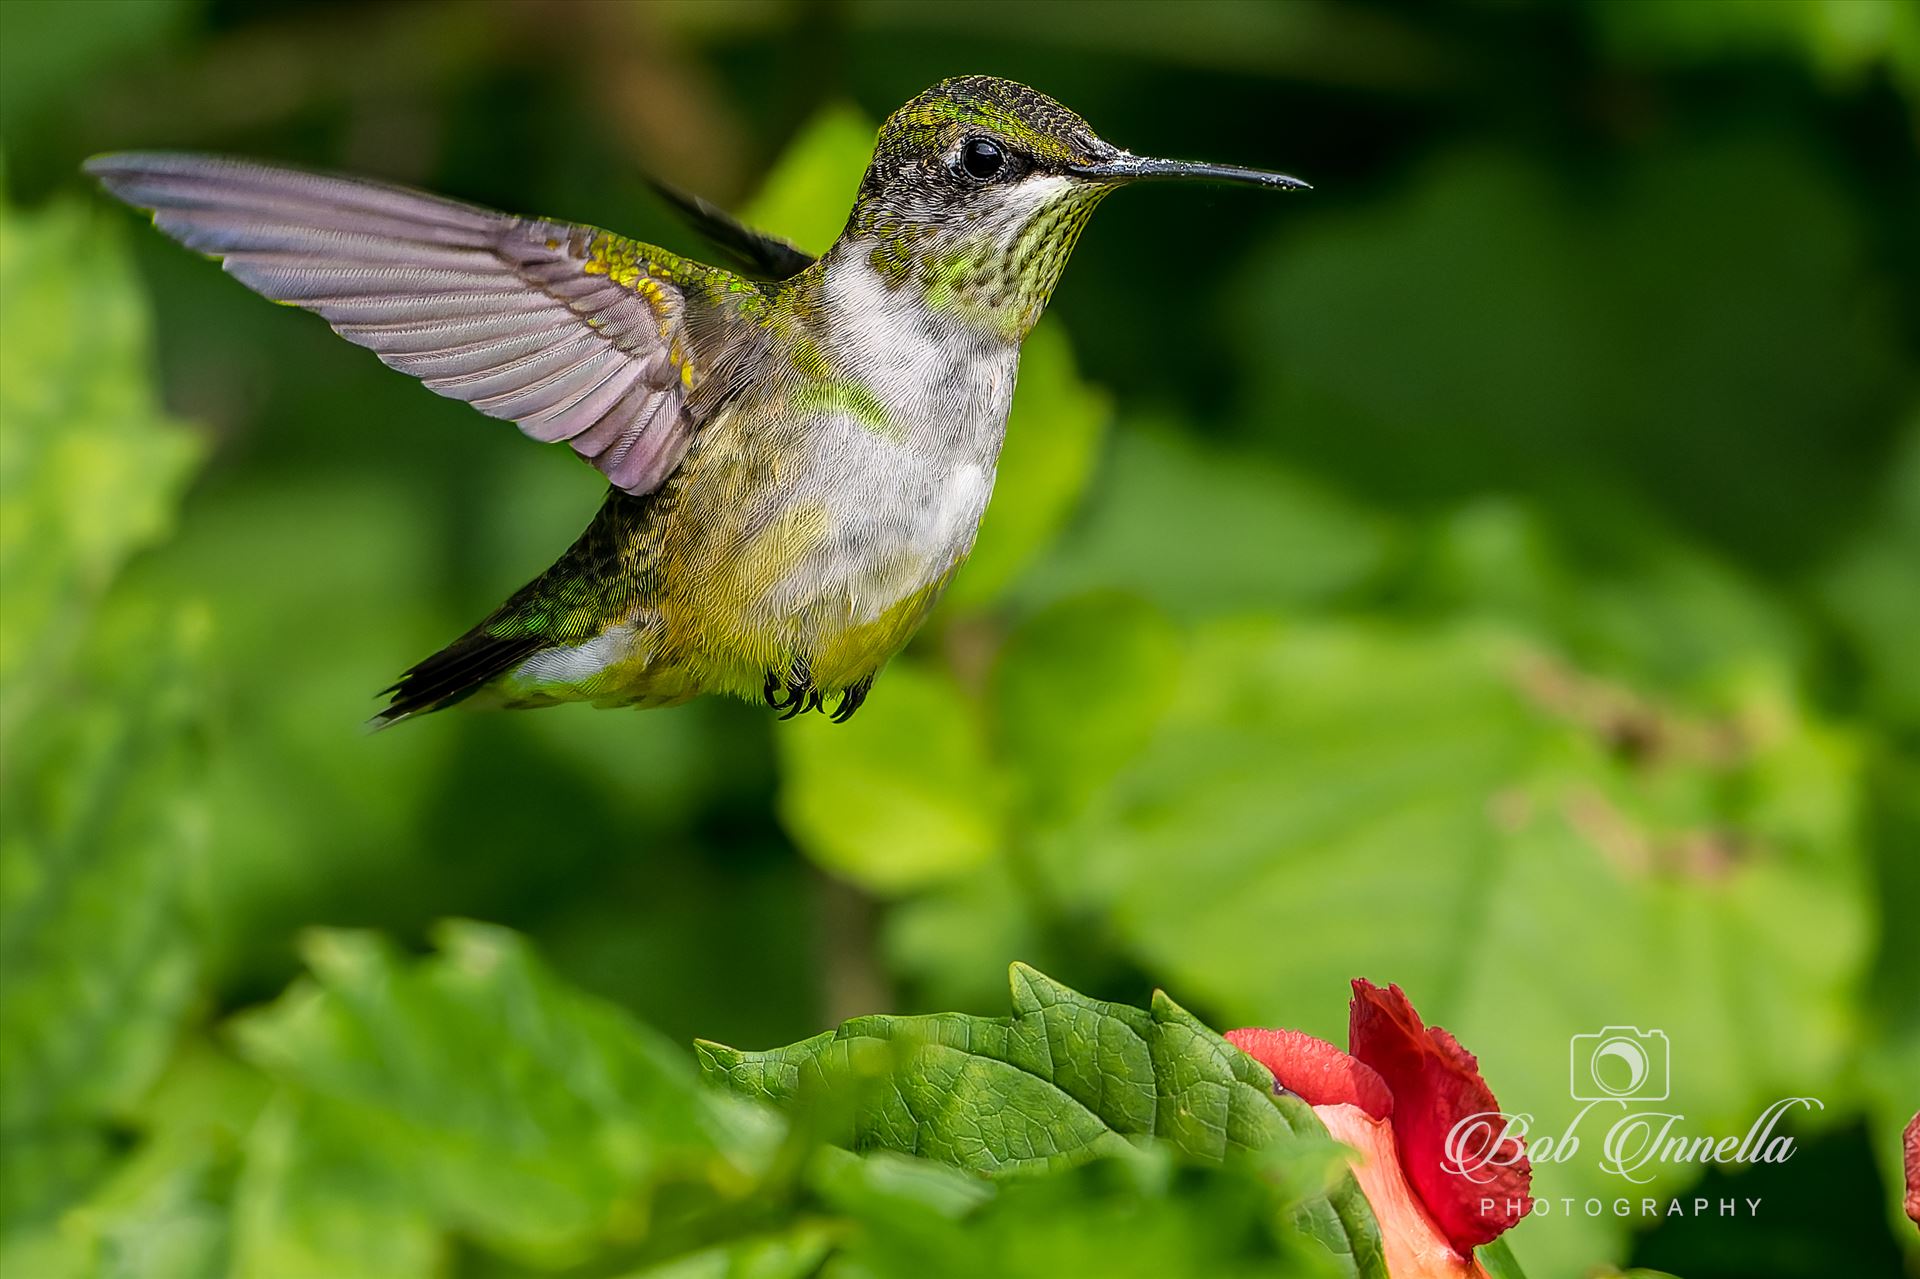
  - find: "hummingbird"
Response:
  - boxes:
[88,76,1305,726]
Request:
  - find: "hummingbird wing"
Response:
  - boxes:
[86,152,729,496]
[644,176,816,280]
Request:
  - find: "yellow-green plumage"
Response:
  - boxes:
[461,261,1005,718]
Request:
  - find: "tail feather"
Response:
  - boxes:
[370,629,543,729]
[369,489,650,729]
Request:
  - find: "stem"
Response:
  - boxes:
[814,868,891,1023]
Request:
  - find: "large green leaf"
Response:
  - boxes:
[227,921,783,1271]
[1474,1237,1529,1279]
[698,963,1386,1278]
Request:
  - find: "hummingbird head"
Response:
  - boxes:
[841,75,1306,341]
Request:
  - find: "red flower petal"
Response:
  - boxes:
[1348,980,1532,1253]
[1318,1102,1491,1279]
[1226,1027,1395,1120]
[1904,1111,1918,1226]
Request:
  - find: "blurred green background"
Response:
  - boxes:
[2,1,1916,1276]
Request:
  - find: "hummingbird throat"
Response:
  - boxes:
[861,177,1112,342]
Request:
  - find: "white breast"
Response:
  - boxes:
[823,250,1015,429]
[769,253,1020,628]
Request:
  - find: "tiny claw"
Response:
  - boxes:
[763,670,784,708]
[832,674,875,723]
[774,657,814,719]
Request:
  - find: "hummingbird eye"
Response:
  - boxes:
[956,137,1007,182]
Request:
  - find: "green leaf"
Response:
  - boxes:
[0,1036,271,1277]
[1013,420,1398,617]
[1476,1236,1531,1279]
[230,1094,440,1279]
[0,192,201,755]
[806,1145,994,1223]
[0,189,207,1247]
[695,962,1255,1170]
[775,663,1004,894]
[821,1145,1350,1279]
[613,1223,837,1279]
[228,921,783,1271]
[1416,497,1809,686]
[55,1137,232,1279]
[697,963,1386,1278]
[992,593,1184,823]
[0,621,214,1258]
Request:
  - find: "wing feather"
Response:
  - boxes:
[87,152,719,495]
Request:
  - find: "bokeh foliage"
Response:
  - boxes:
[1,1,1916,1276]
[0,180,207,1260]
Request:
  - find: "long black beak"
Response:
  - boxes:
[1065,152,1310,191]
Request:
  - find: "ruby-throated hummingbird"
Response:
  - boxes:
[89,76,1305,726]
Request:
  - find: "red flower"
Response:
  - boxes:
[1229,980,1532,1278]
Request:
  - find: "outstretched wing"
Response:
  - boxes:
[87,152,719,495]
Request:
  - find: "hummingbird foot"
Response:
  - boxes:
[832,674,875,723]
[765,659,817,719]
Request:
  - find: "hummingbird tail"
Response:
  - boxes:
[369,489,652,730]
[370,627,545,730]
